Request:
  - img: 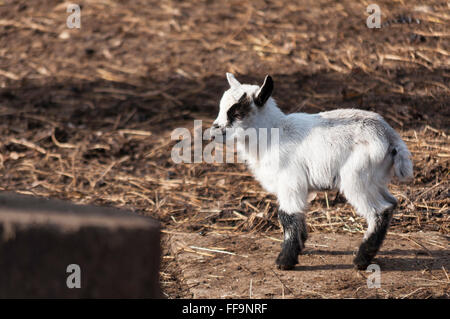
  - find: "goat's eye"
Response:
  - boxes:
[227,103,241,120]
[229,103,239,114]
[226,94,251,126]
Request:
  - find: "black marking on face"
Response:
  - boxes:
[226,93,251,126]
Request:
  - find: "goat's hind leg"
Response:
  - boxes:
[353,190,397,270]
[276,211,307,270]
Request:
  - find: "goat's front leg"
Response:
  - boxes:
[276,211,307,270]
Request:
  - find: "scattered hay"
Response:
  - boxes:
[0,1,448,237]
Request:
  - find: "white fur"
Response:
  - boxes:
[212,75,413,222]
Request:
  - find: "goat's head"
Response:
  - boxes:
[211,73,274,139]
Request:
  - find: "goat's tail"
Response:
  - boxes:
[389,131,413,182]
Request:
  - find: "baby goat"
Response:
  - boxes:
[211,73,413,270]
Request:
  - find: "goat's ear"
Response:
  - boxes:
[254,75,273,107]
[226,73,241,88]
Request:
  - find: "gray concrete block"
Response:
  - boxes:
[0,192,162,298]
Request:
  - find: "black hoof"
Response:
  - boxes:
[353,254,371,270]
[276,251,298,270]
[277,264,295,270]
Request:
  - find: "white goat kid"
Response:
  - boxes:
[211,73,413,270]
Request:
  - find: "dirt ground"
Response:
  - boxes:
[0,0,448,298]
[166,231,448,298]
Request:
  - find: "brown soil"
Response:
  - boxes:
[165,231,448,299]
[0,0,448,298]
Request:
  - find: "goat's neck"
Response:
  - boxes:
[251,99,285,130]
[238,99,285,164]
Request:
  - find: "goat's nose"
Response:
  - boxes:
[212,123,220,129]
